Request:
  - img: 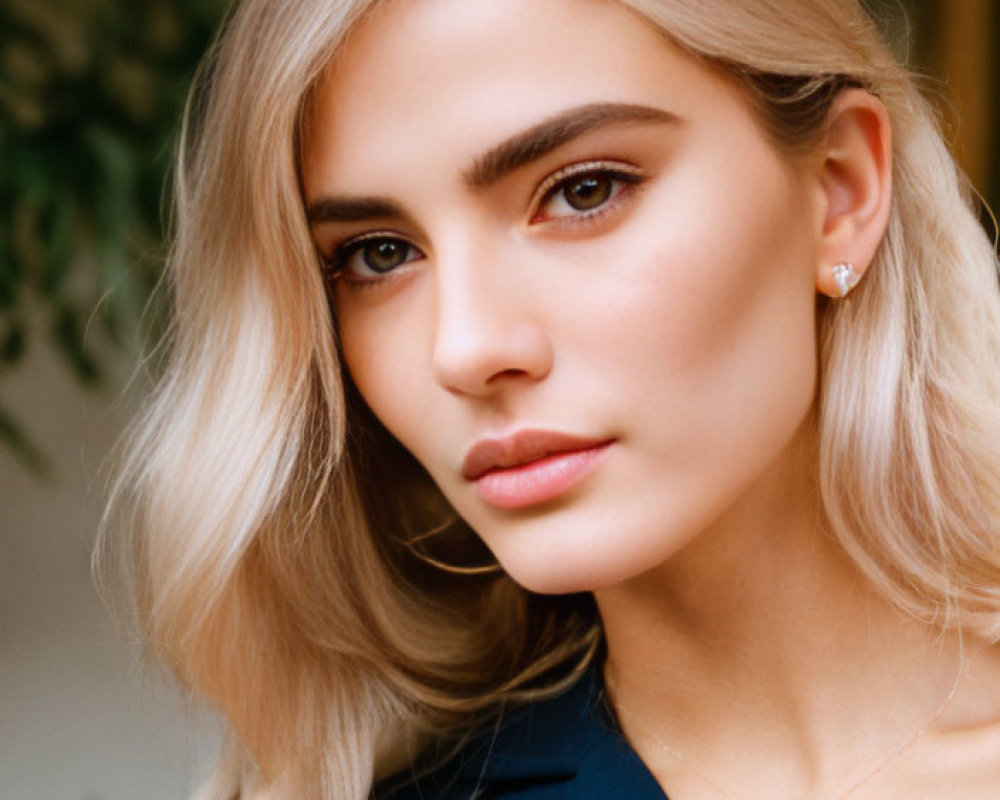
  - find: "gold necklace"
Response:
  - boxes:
[606,661,963,800]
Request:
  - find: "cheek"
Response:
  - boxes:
[568,156,819,472]
[335,284,442,457]
[492,202,819,592]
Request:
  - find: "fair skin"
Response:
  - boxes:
[303,0,1000,797]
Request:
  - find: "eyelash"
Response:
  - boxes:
[530,159,646,225]
[322,232,421,288]
[323,160,647,286]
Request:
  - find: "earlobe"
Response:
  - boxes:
[813,89,893,299]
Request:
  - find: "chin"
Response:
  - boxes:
[487,525,689,596]
[502,564,615,596]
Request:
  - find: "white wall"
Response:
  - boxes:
[0,332,218,800]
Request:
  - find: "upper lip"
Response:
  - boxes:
[461,429,613,481]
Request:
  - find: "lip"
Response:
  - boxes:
[462,430,614,510]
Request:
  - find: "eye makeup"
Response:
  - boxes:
[528,159,648,226]
[322,230,424,287]
[319,157,650,288]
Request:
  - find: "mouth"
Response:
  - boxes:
[462,430,614,510]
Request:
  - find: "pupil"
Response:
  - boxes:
[567,176,612,210]
[365,240,406,272]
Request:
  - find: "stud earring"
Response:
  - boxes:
[831,262,859,297]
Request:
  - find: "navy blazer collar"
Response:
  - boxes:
[377,664,669,799]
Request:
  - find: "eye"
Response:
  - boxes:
[531,161,645,224]
[326,234,424,283]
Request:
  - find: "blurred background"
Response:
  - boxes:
[0,1,996,798]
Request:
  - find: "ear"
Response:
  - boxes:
[811,88,893,298]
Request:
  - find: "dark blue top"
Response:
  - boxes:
[373,665,669,799]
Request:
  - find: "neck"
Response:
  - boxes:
[594,434,963,798]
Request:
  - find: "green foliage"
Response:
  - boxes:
[0,0,226,470]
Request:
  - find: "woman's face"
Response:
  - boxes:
[304,0,825,594]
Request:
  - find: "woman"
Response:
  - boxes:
[101,0,1000,798]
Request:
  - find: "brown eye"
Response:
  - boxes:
[363,239,410,273]
[564,175,614,210]
[532,163,645,224]
[330,234,424,283]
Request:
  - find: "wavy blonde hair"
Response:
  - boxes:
[99,0,1000,797]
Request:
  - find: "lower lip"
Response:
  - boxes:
[473,441,613,510]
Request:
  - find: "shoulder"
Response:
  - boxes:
[372,665,667,800]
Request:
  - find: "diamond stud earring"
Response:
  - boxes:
[831,262,859,297]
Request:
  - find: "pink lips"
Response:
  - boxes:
[462,430,614,510]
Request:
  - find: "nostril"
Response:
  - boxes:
[432,329,553,396]
[487,368,531,384]
[430,284,554,396]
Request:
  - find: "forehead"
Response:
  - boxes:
[302,0,746,195]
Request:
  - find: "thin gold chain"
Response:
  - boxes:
[607,659,964,800]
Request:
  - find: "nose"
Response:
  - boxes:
[431,246,553,397]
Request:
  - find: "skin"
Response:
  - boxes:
[306,0,827,594]
[303,0,1000,797]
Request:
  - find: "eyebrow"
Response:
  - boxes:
[307,196,415,226]
[463,102,680,189]
[306,102,680,225]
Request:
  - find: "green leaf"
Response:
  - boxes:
[1,319,26,365]
[39,191,76,295]
[51,301,100,384]
[0,401,48,476]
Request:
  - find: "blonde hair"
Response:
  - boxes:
[99,0,1000,797]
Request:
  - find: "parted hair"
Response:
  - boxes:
[99,0,1000,797]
